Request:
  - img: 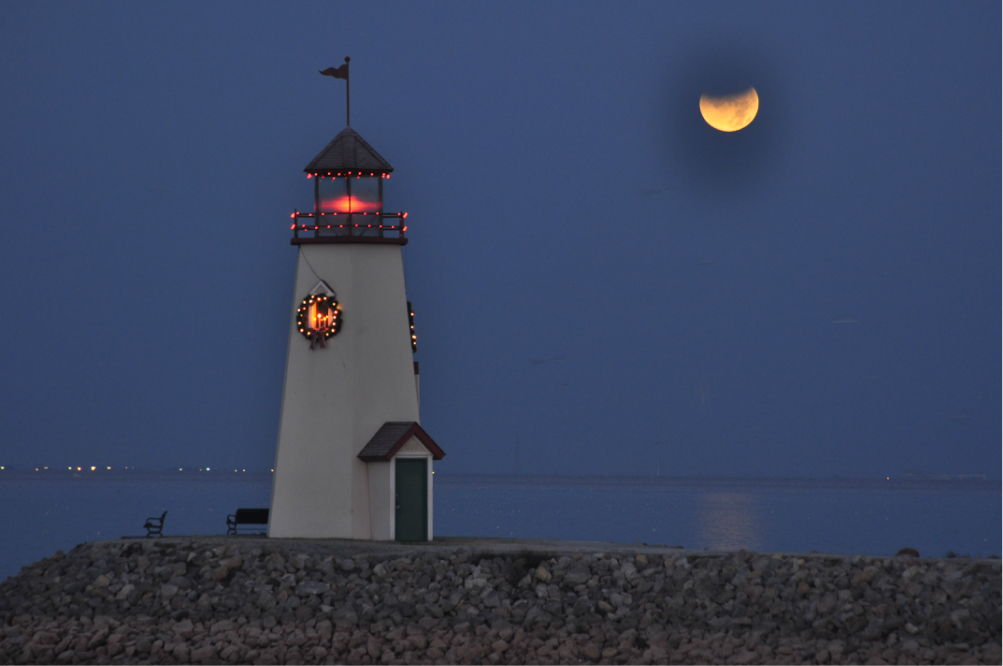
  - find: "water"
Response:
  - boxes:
[1,472,998,580]
[435,475,1000,559]
[0,472,271,581]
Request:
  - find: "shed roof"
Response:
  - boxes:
[357,422,445,462]
[305,127,394,174]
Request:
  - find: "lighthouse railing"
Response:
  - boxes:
[290,211,407,240]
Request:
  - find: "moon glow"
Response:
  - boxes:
[699,87,759,132]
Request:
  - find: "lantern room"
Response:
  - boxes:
[292,127,407,243]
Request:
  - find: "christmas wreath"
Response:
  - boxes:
[296,293,342,349]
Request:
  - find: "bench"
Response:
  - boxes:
[143,511,167,537]
[227,508,269,535]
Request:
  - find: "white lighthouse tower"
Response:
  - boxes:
[269,117,444,541]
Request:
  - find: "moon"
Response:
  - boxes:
[699,87,759,132]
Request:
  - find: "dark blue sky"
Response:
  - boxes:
[0,2,998,478]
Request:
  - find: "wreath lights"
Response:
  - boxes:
[297,293,342,349]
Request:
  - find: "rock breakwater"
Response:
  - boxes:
[1,537,999,664]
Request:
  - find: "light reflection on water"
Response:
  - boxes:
[696,492,761,551]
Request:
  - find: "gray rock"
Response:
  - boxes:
[564,567,591,586]
[191,644,217,662]
[296,580,330,596]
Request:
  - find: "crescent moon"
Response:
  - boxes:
[699,87,759,132]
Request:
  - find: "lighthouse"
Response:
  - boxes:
[269,114,444,541]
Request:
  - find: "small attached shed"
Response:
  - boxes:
[358,422,445,541]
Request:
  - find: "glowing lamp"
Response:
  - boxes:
[323,195,382,213]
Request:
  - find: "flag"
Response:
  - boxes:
[319,64,348,80]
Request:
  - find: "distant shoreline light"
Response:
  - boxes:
[2,466,277,473]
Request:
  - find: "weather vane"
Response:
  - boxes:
[319,56,351,127]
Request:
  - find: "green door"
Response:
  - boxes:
[395,458,427,542]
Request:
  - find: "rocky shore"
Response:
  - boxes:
[0,537,999,665]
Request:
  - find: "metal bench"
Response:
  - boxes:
[143,510,167,537]
[227,508,269,535]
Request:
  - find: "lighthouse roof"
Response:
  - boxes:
[357,421,445,461]
[305,127,394,174]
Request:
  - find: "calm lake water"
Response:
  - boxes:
[1,472,998,580]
